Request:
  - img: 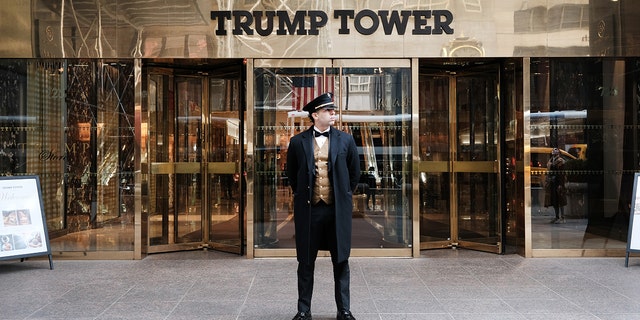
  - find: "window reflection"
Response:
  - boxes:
[0,59,136,252]
[530,58,640,250]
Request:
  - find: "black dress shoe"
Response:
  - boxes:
[292,311,312,320]
[336,310,356,320]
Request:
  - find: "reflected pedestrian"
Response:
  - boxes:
[365,167,377,210]
[545,148,567,223]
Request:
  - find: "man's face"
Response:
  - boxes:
[313,108,336,128]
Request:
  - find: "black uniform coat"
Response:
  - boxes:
[287,126,360,265]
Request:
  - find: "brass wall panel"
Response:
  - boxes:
[5,1,636,58]
[0,0,31,57]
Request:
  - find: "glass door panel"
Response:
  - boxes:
[455,72,500,251]
[176,77,204,243]
[252,61,335,250]
[337,60,413,248]
[419,62,502,253]
[456,172,499,248]
[206,77,243,253]
[419,172,451,243]
[147,75,204,252]
[419,74,452,248]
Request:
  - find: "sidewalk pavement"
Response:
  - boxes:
[2,249,640,319]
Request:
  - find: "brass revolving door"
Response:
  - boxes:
[144,60,245,254]
[419,61,502,253]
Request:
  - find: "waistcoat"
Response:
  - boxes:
[312,138,333,205]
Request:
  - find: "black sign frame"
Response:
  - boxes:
[626,173,640,267]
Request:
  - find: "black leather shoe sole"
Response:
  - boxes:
[336,311,355,320]
[292,311,312,320]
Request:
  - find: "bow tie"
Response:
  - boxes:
[314,131,329,138]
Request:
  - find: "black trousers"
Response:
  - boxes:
[297,202,350,313]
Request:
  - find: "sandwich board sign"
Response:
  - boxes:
[0,175,53,269]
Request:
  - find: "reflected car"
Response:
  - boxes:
[530,147,577,187]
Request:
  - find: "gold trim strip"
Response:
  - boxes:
[457,240,501,253]
[253,248,413,258]
[151,162,174,174]
[175,162,200,173]
[147,244,204,253]
[420,241,453,250]
[418,161,497,173]
[207,162,237,174]
[453,161,497,172]
[246,58,255,258]
[151,162,207,174]
[418,161,449,172]
[531,249,627,258]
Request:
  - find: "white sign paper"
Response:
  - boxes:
[0,176,50,259]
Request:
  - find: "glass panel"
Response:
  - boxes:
[456,73,500,246]
[530,58,640,250]
[98,62,136,238]
[148,74,172,246]
[253,63,412,249]
[253,67,335,248]
[148,75,203,246]
[419,75,450,161]
[23,61,66,236]
[457,172,499,244]
[456,74,498,161]
[208,77,242,249]
[341,66,412,247]
[419,74,451,243]
[420,172,451,242]
[175,77,202,243]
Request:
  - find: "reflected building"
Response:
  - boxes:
[0,0,639,259]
